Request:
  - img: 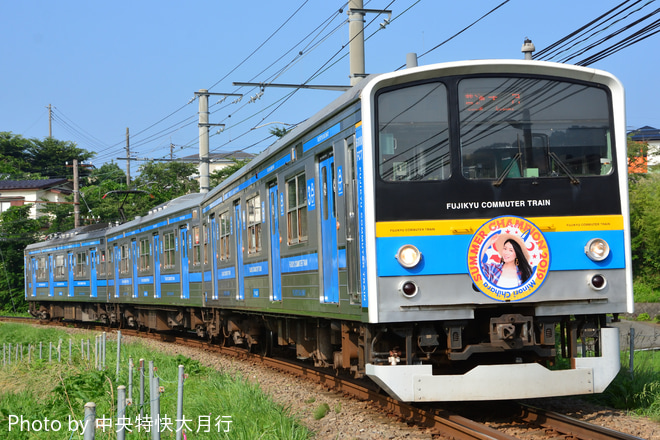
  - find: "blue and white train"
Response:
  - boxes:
[26,58,633,401]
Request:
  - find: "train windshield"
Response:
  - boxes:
[377,82,450,181]
[459,77,613,180]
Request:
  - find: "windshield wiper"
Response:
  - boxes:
[548,152,580,185]
[493,152,522,187]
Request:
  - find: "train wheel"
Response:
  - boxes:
[248,330,270,356]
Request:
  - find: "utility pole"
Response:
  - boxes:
[194,90,237,194]
[125,128,131,186]
[73,159,80,228]
[348,1,391,86]
[47,104,52,138]
[348,0,365,86]
[198,90,210,194]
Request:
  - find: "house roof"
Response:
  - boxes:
[629,126,660,141]
[0,178,71,192]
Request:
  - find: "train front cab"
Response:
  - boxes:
[360,60,633,401]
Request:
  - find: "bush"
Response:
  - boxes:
[636,313,651,321]
[633,279,660,303]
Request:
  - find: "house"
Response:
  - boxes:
[629,126,660,168]
[0,178,72,219]
[180,150,254,175]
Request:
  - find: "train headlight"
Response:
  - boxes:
[396,244,421,268]
[584,238,610,262]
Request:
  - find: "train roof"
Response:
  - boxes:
[25,222,110,253]
[204,74,378,203]
[106,192,205,236]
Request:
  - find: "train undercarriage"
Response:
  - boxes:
[29,301,611,383]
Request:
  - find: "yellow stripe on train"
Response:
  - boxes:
[375,215,624,238]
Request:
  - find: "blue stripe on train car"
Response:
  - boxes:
[161,274,181,283]
[138,276,154,284]
[281,253,319,273]
[189,272,203,283]
[218,267,235,280]
[375,229,626,277]
[245,261,268,277]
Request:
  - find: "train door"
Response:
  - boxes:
[180,227,190,299]
[113,244,120,298]
[67,251,75,297]
[153,233,161,299]
[269,185,282,301]
[131,240,139,299]
[210,215,219,300]
[319,154,339,304]
[48,255,54,297]
[30,257,37,297]
[234,202,245,300]
[344,137,361,303]
[90,248,98,298]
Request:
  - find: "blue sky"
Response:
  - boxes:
[1,1,658,177]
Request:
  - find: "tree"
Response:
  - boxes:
[43,163,132,231]
[0,132,42,179]
[133,161,199,206]
[269,126,291,138]
[0,205,48,312]
[629,171,660,288]
[209,158,251,188]
[27,137,94,179]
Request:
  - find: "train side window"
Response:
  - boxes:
[163,231,176,269]
[286,173,308,245]
[75,251,87,277]
[120,243,130,274]
[203,223,210,264]
[55,254,66,278]
[247,194,262,254]
[219,211,231,260]
[139,237,151,272]
[192,226,201,266]
[36,256,48,280]
[98,250,106,276]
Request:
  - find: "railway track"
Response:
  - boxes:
[0,316,648,440]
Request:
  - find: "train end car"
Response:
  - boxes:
[25,223,110,321]
[358,59,633,401]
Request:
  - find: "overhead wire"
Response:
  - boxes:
[531,0,660,66]
[533,0,646,60]
[535,0,657,62]
[117,2,349,166]
[393,0,511,70]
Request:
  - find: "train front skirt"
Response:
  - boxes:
[366,327,620,401]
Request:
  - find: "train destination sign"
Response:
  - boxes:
[463,91,522,112]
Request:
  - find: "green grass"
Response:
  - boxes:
[586,349,660,421]
[633,279,660,303]
[0,323,312,439]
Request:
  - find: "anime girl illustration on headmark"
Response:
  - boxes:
[481,232,533,288]
[468,216,551,301]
